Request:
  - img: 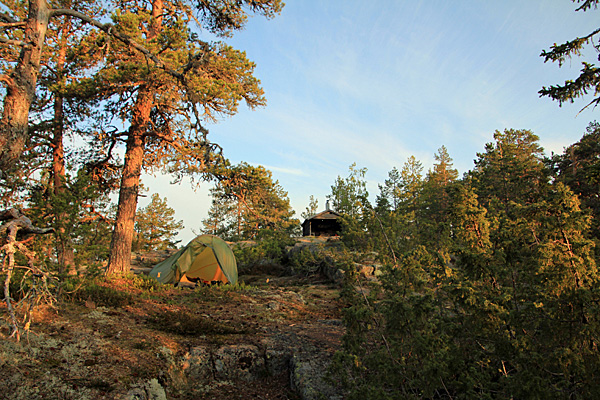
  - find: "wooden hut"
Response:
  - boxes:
[302,208,342,237]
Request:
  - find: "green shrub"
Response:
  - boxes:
[60,277,133,308]
[287,246,327,276]
[287,243,351,277]
[128,274,168,293]
[233,232,295,274]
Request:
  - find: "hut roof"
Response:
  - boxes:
[302,209,341,225]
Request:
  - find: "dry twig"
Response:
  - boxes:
[1,208,54,340]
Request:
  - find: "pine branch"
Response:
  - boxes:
[575,0,600,12]
[50,8,185,81]
[0,12,18,24]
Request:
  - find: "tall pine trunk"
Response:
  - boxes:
[105,0,162,275]
[52,20,76,273]
[105,89,152,275]
[0,0,49,173]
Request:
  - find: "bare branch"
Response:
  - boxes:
[0,208,20,222]
[1,208,54,341]
[0,21,26,29]
[577,96,600,115]
[0,208,55,236]
[0,74,12,86]
[0,36,28,47]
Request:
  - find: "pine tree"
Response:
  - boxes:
[395,155,424,252]
[419,146,458,250]
[0,0,180,172]
[29,0,106,273]
[27,169,115,272]
[328,162,369,218]
[468,129,548,214]
[301,195,319,220]
[103,0,283,274]
[133,193,184,252]
[0,0,51,173]
[376,166,401,213]
[202,162,298,241]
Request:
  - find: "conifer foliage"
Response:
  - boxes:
[540,0,600,111]
[133,193,184,252]
[0,0,284,276]
[332,129,600,399]
[202,162,298,241]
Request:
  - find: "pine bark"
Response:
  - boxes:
[52,22,76,273]
[106,0,161,275]
[105,89,153,275]
[0,0,49,173]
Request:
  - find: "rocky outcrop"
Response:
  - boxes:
[155,324,344,400]
[287,239,383,285]
[124,379,167,400]
[159,344,288,395]
[290,353,343,400]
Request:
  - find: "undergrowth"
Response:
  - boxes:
[60,278,134,308]
[59,274,169,308]
[233,232,295,274]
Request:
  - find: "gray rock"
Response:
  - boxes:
[186,346,213,382]
[125,379,167,400]
[265,348,291,376]
[213,344,266,382]
[290,354,343,400]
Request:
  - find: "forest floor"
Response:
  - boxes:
[0,270,345,400]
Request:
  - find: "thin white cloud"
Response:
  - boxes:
[192,1,600,220]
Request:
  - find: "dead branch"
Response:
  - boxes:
[0,36,28,47]
[0,21,26,29]
[0,208,55,237]
[1,208,54,341]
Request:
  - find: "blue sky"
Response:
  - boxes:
[142,1,600,244]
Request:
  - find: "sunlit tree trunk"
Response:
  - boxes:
[105,0,164,275]
[106,89,152,275]
[0,0,49,173]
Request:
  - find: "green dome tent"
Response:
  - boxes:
[149,234,238,285]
